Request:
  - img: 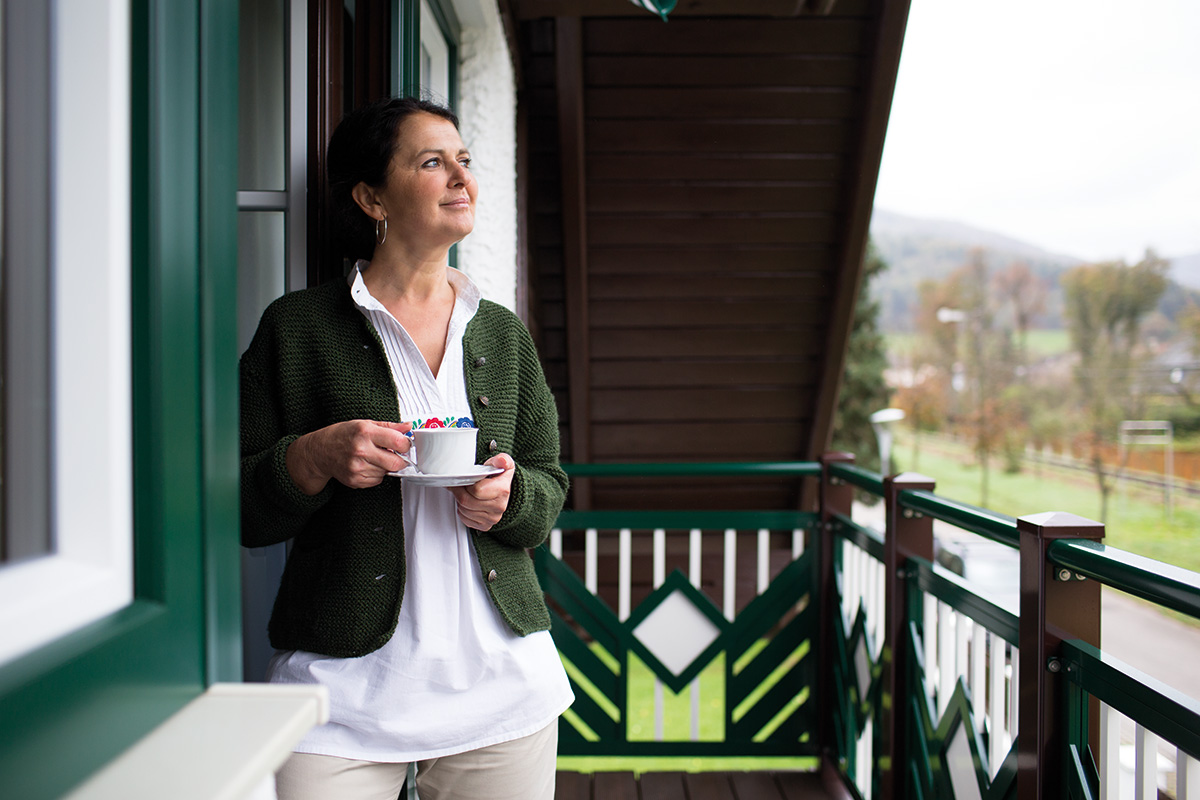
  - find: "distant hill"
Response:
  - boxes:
[868,209,1082,332]
[1168,252,1200,291]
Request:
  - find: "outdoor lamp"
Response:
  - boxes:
[629,0,676,20]
[870,408,906,476]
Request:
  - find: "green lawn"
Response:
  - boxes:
[897,430,1200,575]
[884,328,1072,361]
[1022,328,1072,358]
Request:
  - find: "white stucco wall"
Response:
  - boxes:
[452,0,518,312]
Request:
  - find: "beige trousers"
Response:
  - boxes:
[274,722,558,800]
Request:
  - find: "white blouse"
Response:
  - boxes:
[266,263,572,762]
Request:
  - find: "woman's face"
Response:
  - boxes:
[373,112,477,253]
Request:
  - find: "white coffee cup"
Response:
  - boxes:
[412,427,478,475]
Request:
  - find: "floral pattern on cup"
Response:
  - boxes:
[404,416,475,436]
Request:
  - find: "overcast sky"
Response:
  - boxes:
[873,0,1200,264]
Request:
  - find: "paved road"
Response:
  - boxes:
[847,501,1198,789]
[849,502,1200,701]
[1101,587,1200,702]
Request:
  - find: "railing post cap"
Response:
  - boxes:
[885,471,936,492]
[890,471,935,485]
[1017,511,1104,539]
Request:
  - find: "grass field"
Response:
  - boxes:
[896,429,1200,575]
[884,327,1072,361]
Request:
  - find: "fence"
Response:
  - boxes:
[539,458,1200,798]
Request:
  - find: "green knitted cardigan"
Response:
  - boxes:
[240,278,568,658]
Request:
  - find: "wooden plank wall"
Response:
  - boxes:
[521,2,878,510]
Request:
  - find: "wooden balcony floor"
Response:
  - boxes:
[555,770,841,800]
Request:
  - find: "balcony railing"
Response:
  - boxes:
[538,456,1200,799]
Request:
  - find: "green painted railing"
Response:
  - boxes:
[898,488,1020,549]
[563,461,822,479]
[827,461,885,497]
[543,458,1200,798]
[1049,538,1200,620]
[822,457,1200,800]
[544,462,822,763]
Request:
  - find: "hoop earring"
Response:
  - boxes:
[375,217,388,245]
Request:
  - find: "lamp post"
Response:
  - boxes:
[870,408,907,476]
[938,304,991,505]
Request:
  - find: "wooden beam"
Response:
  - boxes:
[354,0,394,105]
[556,16,594,505]
[804,0,912,464]
[307,0,344,286]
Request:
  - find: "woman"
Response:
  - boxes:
[240,96,572,800]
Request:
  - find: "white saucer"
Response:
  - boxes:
[388,464,503,487]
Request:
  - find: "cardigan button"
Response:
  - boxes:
[479,396,490,407]
[474,356,487,368]
[488,439,498,452]
[487,569,498,583]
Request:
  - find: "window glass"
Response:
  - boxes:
[0,0,133,665]
[237,211,286,352]
[1,3,6,561]
[1,1,53,565]
[419,0,450,104]
[238,0,286,191]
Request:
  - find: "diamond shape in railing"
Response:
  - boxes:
[627,569,730,693]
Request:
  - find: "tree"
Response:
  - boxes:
[892,373,950,472]
[1062,251,1168,523]
[992,259,1046,375]
[1172,301,1200,407]
[832,240,892,474]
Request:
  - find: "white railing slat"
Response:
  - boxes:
[757,529,770,595]
[550,528,562,559]
[937,601,954,716]
[654,680,664,742]
[989,634,1006,777]
[1099,702,1120,800]
[585,528,598,596]
[878,557,887,656]
[618,528,631,621]
[689,528,702,589]
[724,529,737,621]
[653,528,666,589]
[1008,648,1019,745]
[924,594,938,703]
[688,528,702,741]
[1136,724,1159,800]
[1179,748,1199,800]
[955,612,970,694]
[972,624,987,737]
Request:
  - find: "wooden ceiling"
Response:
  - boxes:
[507,0,911,509]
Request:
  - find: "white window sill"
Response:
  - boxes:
[64,683,329,800]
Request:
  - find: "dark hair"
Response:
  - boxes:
[327,96,460,261]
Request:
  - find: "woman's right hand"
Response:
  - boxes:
[286,420,413,495]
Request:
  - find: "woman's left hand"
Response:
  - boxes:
[449,453,516,532]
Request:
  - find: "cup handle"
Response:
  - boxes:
[398,432,417,468]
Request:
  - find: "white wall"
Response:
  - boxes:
[452,0,518,311]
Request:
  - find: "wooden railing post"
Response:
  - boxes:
[880,472,936,800]
[1017,512,1103,800]
[818,452,855,772]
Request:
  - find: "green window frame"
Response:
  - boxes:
[0,2,241,798]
